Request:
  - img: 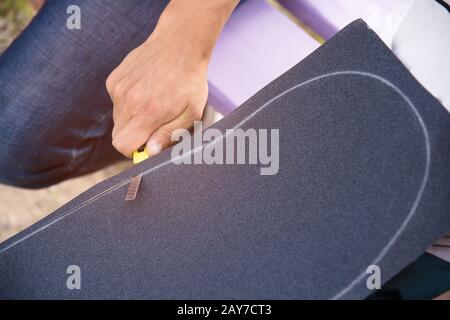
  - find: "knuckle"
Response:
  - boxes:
[111,138,120,150]
[112,138,126,155]
[105,76,114,93]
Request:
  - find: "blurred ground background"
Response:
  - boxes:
[0,0,129,243]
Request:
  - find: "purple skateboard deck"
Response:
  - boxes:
[208,0,319,115]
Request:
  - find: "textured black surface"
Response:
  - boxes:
[0,20,449,299]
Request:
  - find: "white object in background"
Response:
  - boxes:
[391,0,450,113]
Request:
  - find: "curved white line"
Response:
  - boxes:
[0,71,430,302]
[329,73,430,299]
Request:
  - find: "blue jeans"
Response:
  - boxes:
[0,0,169,188]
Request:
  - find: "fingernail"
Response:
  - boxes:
[147,142,162,156]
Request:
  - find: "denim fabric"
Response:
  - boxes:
[0,21,449,299]
[0,0,169,188]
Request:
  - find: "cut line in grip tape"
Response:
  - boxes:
[125,174,142,201]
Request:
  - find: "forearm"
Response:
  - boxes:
[152,0,240,63]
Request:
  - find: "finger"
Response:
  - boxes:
[111,80,143,140]
[112,113,162,158]
[146,106,203,156]
[112,98,132,140]
[111,96,127,138]
[105,48,140,99]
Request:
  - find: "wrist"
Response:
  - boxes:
[152,0,239,65]
[151,22,211,65]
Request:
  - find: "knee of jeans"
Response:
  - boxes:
[0,136,73,189]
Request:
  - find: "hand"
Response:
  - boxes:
[106,0,239,158]
[106,30,208,158]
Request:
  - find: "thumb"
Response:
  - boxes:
[146,107,201,156]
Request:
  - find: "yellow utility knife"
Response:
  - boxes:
[133,146,150,164]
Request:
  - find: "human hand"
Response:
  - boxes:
[106,30,208,157]
[106,0,239,158]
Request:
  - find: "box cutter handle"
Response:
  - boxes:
[126,146,149,201]
[133,145,150,164]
